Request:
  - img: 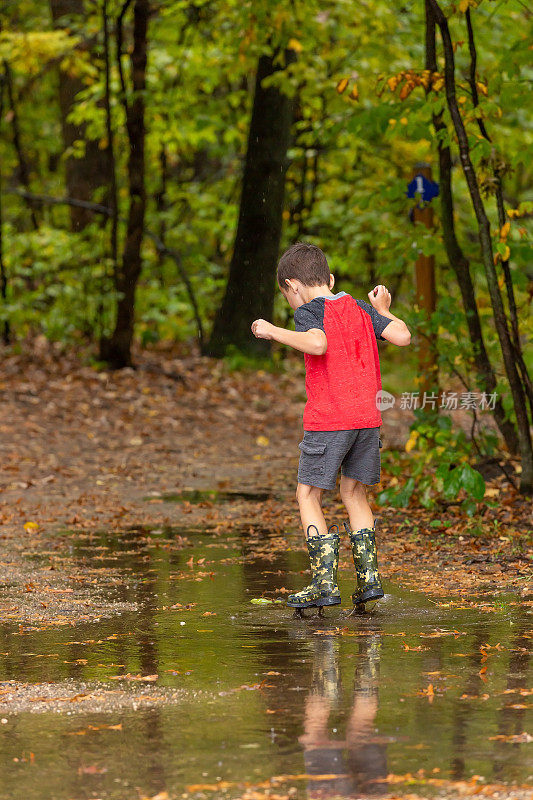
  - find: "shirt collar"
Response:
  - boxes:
[315,291,347,300]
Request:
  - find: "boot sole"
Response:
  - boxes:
[286,596,341,609]
[315,596,341,607]
[352,588,384,605]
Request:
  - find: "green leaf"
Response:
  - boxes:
[460,464,486,501]
[442,466,463,500]
[250,598,284,605]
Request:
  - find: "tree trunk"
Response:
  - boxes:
[99,0,119,341]
[3,60,39,230]
[425,0,519,454]
[49,0,108,231]
[100,0,149,369]
[429,0,533,494]
[206,52,294,357]
[0,75,9,344]
[464,9,533,420]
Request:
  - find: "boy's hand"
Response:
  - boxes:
[368,284,391,314]
[252,319,327,354]
[251,319,274,340]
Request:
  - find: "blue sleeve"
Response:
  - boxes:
[294,301,325,333]
[356,299,392,341]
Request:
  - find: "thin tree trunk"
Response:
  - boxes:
[49,0,108,231]
[100,0,119,340]
[102,0,118,269]
[100,0,149,369]
[3,61,39,230]
[206,51,295,357]
[155,145,168,285]
[425,1,519,454]
[429,0,532,494]
[0,75,10,344]
[464,8,533,419]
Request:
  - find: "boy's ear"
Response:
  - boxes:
[284,278,299,294]
[329,273,335,290]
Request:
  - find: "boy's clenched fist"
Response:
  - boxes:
[251,319,274,340]
[368,285,391,314]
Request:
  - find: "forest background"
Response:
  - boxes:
[0,0,532,513]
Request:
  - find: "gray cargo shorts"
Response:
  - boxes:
[297,427,382,490]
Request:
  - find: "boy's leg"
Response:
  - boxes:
[288,482,341,612]
[296,483,328,537]
[339,476,374,531]
[340,475,384,610]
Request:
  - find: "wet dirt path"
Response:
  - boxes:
[0,350,531,798]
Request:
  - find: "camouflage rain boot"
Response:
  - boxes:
[287,524,341,617]
[345,521,384,614]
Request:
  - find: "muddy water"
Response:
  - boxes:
[154,489,276,503]
[0,525,531,800]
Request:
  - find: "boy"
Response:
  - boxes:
[251,242,411,615]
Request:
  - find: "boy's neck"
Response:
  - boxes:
[301,284,336,304]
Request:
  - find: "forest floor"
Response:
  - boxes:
[0,338,530,630]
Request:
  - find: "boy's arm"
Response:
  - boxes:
[368,285,411,347]
[251,319,327,356]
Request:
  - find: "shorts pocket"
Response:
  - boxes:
[298,440,326,475]
[378,436,383,449]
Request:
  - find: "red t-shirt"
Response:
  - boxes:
[294,292,391,431]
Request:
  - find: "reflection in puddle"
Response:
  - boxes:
[300,633,387,796]
[0,526,531,799]
[148,489,275,503]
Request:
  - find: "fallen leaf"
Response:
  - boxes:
[23,522,39,533]
[489,732,532,743]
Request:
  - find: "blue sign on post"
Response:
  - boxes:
[407,173,439,203]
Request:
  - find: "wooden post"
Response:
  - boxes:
[412,162,438,400]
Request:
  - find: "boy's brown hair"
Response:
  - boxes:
[277,242,330,289]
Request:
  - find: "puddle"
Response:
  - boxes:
[0,526,531,799]
[148,488,276,503]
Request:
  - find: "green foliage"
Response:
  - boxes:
[0,222,116,341]
[223,345,283,374]
[0,29,85,75]
[377,410,491,513]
